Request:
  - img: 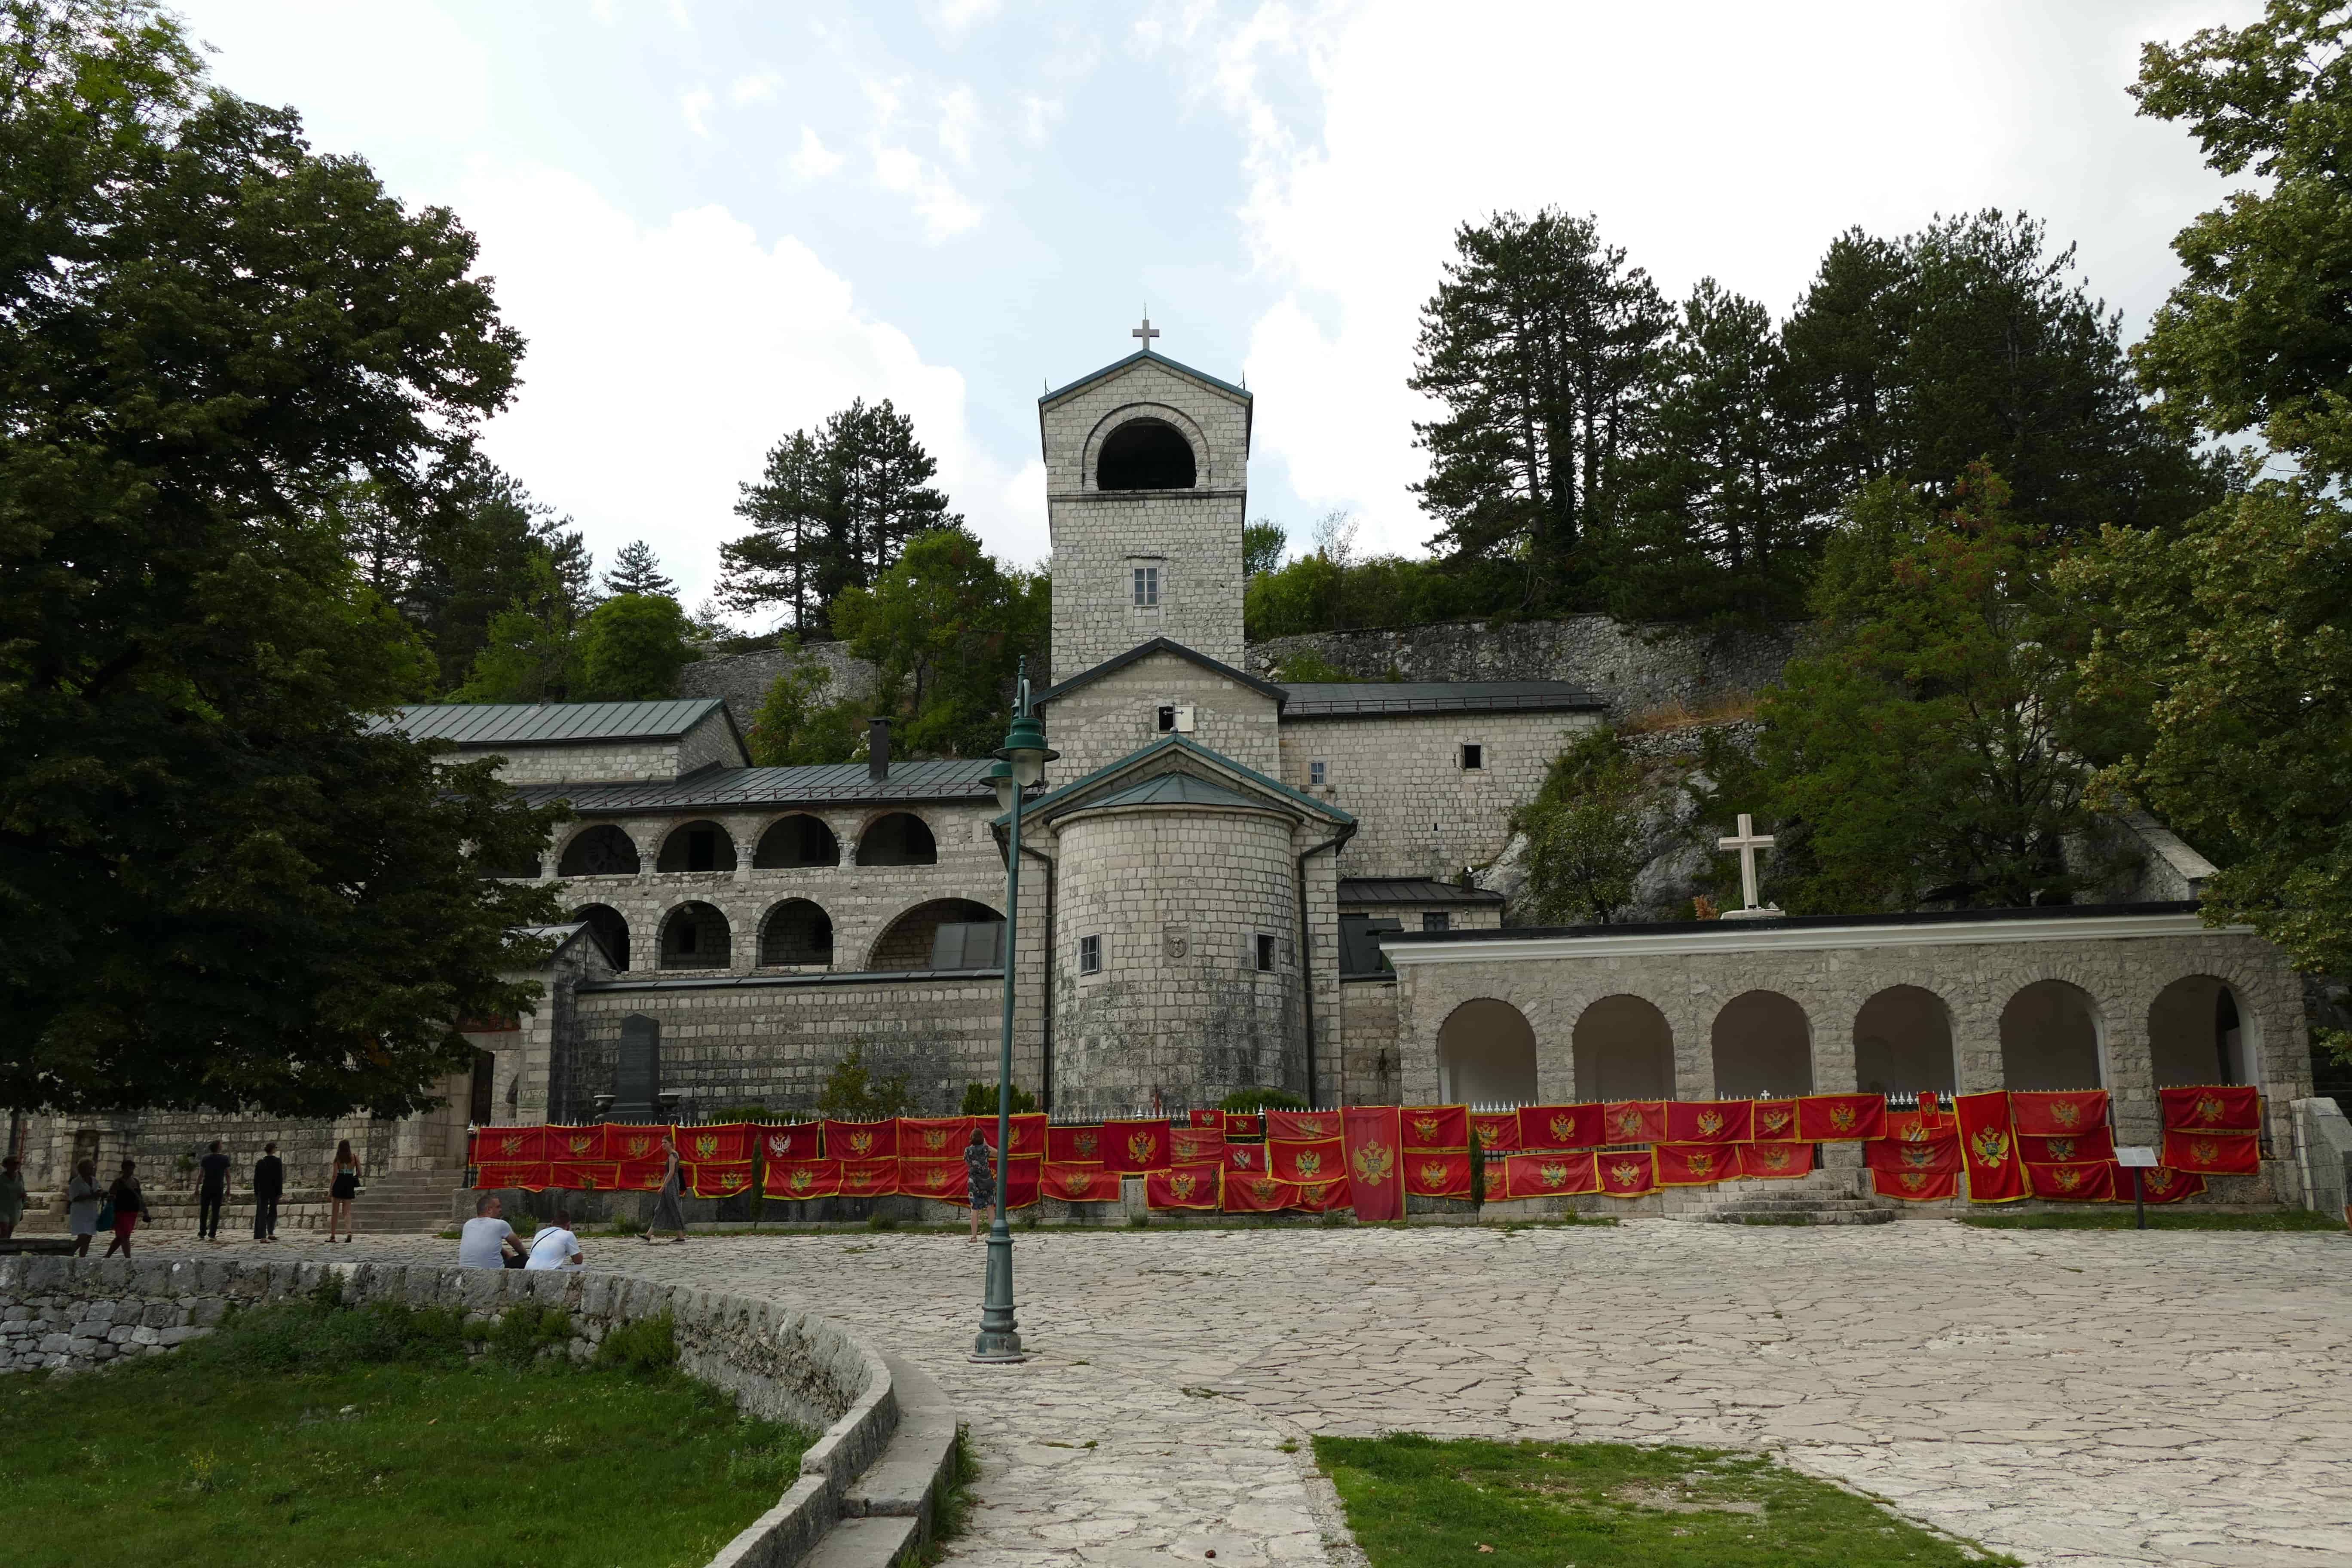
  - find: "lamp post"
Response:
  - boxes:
[975,658,1055,1364]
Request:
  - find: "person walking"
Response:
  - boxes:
[251,1141,284,1242]
[326,1138,362,1243]
[964,1129,998,1243]
[65,1158,103,1258]
[0,1154,27,1240]
[102,1159,146,1259]
[642,1135,688,1245]
[196,1139,231,1243]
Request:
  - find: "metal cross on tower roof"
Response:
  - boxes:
[1132,316,1160,349]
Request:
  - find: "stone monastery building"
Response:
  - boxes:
[17,333,2335,1216]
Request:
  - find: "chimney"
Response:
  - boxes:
[867,717,891,781]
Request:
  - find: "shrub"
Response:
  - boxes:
[489,1302,575,1369]
[593,1311,679,1377]
[1219,1087,1307,1112]
[959,1081,1037,1116]
[184,1295,467,1376]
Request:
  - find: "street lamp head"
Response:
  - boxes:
[987,758,1017,814]
[993,710,1057,789]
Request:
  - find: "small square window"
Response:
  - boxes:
[1460,743,1484,771]
[1421,912,1450,933]
[1255,933,1276,973]
[1308,760,1327,787]
[1079,934,1102,974]
[1158,705,1177,732]
[1133,565,1159,607]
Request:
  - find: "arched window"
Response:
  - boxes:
[753,814,839,869]
[571,904,631,971]
[760,899,833,966]
[1437,999,1538,1105]
[658,902,732,970]
[657,820,738,874]
[1711,990,1813,1099]
[868,898,1001,971]
[2000,980,2104,1091]
[1572,995,1673,1103]
[2149,976,2258,1087]
[1096,418,1197,490]
[857,812,937,867]
[557,825,640,877]
[1853,985,1956,1096]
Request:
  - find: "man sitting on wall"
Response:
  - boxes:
[458,1193,529,1269]
[525,1209,584,1271]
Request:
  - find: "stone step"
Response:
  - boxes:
[843,1353,959,1525]
[797,1515,919,1568]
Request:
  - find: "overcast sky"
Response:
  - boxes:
[173,0,2257,619]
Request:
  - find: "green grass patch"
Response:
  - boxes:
[1959,1208,2344,1232]
[1314,1433,2018,1568]
[0,1287,810,1568]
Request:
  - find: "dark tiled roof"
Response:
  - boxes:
[1013,734,1354,828]
[1077,773,1275,814]
[578,967,1002,994]
[373,699,727,747]
[1039,347,1252,408]
[1339,878,1506,906]
[1278,681,1606,718]
[1395,900,2204,943]
[1036,638,1287,707]
[515,759,998,815]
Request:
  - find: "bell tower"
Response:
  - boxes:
[1037,321,1252,684]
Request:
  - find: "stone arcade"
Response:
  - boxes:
[12,330,2331,1217]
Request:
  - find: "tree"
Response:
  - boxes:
[960,1081,1038,1116]
[2132,2,2352,486]
[577,593,692,702]
[831,529,1046,759]
[1243,518,1287,577]
[601,539,674,599]
[745,638,862,766]
[1756,470,2092,913]
[1409,208,1671,606]
[1776,228,1909,511]
[450,550,593,703]
[816,1046,913,1119]
[0,1,566,1116]
[1514,729,1683,925]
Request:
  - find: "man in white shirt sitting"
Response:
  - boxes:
[457,1193,527,1269]
[525,1208,584,1271]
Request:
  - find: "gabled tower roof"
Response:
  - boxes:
[1036,346,1253,455]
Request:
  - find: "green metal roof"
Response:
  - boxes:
[1003,734,1354,828]
[1072,773,1275,814]
[373,699,729,747]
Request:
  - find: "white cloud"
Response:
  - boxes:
[931,0,1002,42]
[937,84,981,167]
[1016,92,1063,145]
[872,145,983,242]
[787,126,845,182]
[678,83,715,138]
[459,165,1041,613]
[728,71,782,107]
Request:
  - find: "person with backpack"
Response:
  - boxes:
[102,1158,147,1259]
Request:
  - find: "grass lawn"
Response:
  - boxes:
[1314,1433,2019,1568]
[0,1294,811,1568]
[1959,1208,2345,1232]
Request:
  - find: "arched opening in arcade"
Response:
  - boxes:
[657,902,732,971]
[1572,994,1674,1103]
[759,899,834,967]
[657,820,739,874]
[1711,990,1813,1099]
[1436,998,1538,1106]
[868,898,1001,971]
[1096,417,1197,490]
[1853,984,1957,1096]
[753,814,840,868]
[2000,979,2105,1091]
[557,824,639,877]
[570,903,631,971]
[856,812,938,867]
[2149,975,2259,1087]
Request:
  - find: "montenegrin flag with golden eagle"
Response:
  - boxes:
[1599,1100,1666,1144]
[1748,1099,1801,1142]
[1469,1111,1521,1153]
[548,1125,609,1161]
[1663,1100,1754,1145]
[1046,1124,1105,1164]
[684,1122,754,1163]
[1954,1090,2029,1202]
[607,1125,671,1165]
[1796,1093,1886,1142]
[2009,1090,2110,1138]
[978,1113,1048,1157]
[1223,1142,1265,1173]
[1400,1105,1470,1152]
[1597,1149,1659,1198]
[1655,1143,1738,1187]
[2017,1127,2116,1164]
[1265,1109,1341,1142]
[688,1161,756,1198]
[1269,1137,1343,1184]
[474,1161,550,1191]
[837,1158,899,1199]
[1103,1119,1171,1175]
[824,1119,901,1161]
[2159,1084,2261,1136]
[548,1161,617,1191]
[2162,1131,2261,1175]
[898,1117,973,1158]
[473,1124,553,1164]
[754,1122,822,1162]
[1042,1163,1117,1203]
[1169,1126,1225,1163]
[1343,1106,1404,1222]
[1738,1141,1813,1180]
[1516,1103,1602,1151]
[899,1157,969,1202]
[1403,1151,1472,1199]
[1500,1151,1599,1199]
[765,1160,839,1200]
[1871,1167,1958,1202]
[2025,1160,2115,1201]
[1145,1162,1222,1211]
[1221,1173,1294,1213]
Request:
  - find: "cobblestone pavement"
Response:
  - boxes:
[253,1219,2352,1568]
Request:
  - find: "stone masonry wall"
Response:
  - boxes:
[464,738,685,786]
[679,643,884,737]
[1339,978,1403,1107]
[1043,648,1281,782]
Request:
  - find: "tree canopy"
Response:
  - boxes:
[601,539,675,599]
[833,528,1046,759]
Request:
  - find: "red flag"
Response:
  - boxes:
[2017,1128,2116,1164]
[1914,1090,1944,1125]
[1224,1143,1265,1173]
[1517,1103,1603,1150]
[1872,1168,1958,1202]
[754,1122,822,1162]
[1479,1161,1508,1203]
[2134,1165,2207,1204]
[900,1157,968,1201]
[1269,1137,1344,1183]
[476,1125,552,1163]
[1501,1151,1599,1199]
[1796,1094,1886,1142]
[1001,1154,1041,1210]
[2162,1131,2262,1175]
[1042,1163,1118,1202]
[1403,1151,1472,1198]
[1954,1091,2028,1203]
[682,1124,754,1164]
[765,1159,838,1200]
[1656,1143,1739,1186]
[898,1117,973,1158]
[1146,1162,1221,1211]
[1046,1124,1106,1164]
[1221,1173,1293,1213]
[1599,1100,1665,1143]
[824,1119,901,1160]
[1865,1132,1961,1175]
[606,1125,671,1164]
[1470,1112,1521,1152]
[1189,1109,1220,1129]
[1663,1100,1754,1145]
[2159,1085,2261,1135]
[2027,1161,2116,1201]
[687,1161,756,1198]
[1170,1127,1225,1162]
[1749,1099,1801,1142]
[1400,1105,1470,1151]
[1289,1178,1349,1213]
[475,1161,550,1191]
[613,1158,669,1192]
[978,1113,1048,1156]
[2009,1090,2110,1137]
[1104,1119,1171,1174]
[548,1126,609,1161]
[1265,1109,1342,1141]
[838,1158,899,1198]
[1222,1112,1265,1141]
[548,1160,618,1191]
[1344,1106,1405,1222]
[1738,1142,1813,1180]
[1597,1149,1659,1197]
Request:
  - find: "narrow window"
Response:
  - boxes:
[1158,704,1177,732]
[1079,934,1102,974]
[1421,912,1450,933]
[1255,933,1275,973]
[1460,743,1483,771]
[1308,760,1328,787]
[1133,565,1159,607]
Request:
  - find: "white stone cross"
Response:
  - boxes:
[1132,316,1160,349]
[1718,812,1776,913]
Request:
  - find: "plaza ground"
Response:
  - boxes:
[151,1219,2352,1568]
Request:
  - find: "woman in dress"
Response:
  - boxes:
[964,1129,997,1242]
[102,1159,146,1259]
[643,1135,688,1245]
[64,1158,103,1258]
[327,1138,362,1243]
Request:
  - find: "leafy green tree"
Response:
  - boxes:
[831,529,1045,758]
[817,1047,914,1118]
[1757,470,2092,913]
[1243,518,1288,577]
[2132,2,2352,485]
[1514,729,1683,925]
[450,552,591,702]
[744,637,861,766]
[960,1081,1038,1116]
[0,1,566,1116]
[600,539,674,599]
[577,593,692,701]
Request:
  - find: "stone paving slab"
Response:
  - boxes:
[205,1220,2352,1567]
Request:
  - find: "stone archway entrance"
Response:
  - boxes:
[2150,975,2259,1087]
[1437,999,1537,1105]
[1854,985,1957,1096]
[1711,990,1812,1099]
[1572,995,1674,1102]
[2000,980,2105,1091]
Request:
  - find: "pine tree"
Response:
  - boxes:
[601,539,674,598]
